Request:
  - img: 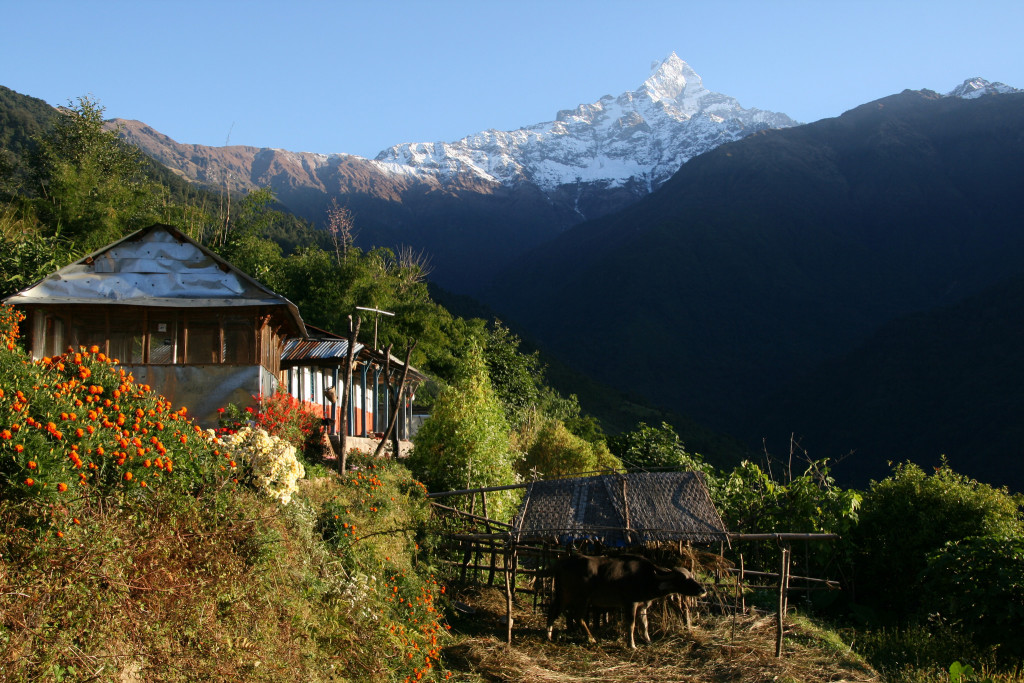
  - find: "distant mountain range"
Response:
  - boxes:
[111,54,798,292]
[4,60,1024,492]
[485,86,1024,491]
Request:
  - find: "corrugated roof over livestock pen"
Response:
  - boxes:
[513,471,728,546]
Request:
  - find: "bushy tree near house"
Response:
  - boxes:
[521,417,620,479]
[407,342,519,521]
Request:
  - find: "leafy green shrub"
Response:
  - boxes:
[717,459,861,535]
[851,461,1023,620]
[609,421,711,473]
[521,418,620,478]
[923,534,1024,659]
[407,343,519,521]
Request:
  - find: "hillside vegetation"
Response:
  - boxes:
[1,89,1023,682]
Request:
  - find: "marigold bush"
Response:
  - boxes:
[0,305,228,536]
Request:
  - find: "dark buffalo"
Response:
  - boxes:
[545,553,706,648]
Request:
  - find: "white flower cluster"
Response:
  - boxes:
[340,572,379,623]
[221,427,305,505]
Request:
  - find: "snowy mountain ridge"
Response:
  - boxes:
[372,53,800,192]
[947,76,1022,99]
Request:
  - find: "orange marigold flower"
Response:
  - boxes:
[58,482,68,492]
[24,478,34,486]
[27,460,37,469]
[89,345,99,354]
[123,471,133,481]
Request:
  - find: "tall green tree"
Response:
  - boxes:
[484,320,542,427]
[407,343,519,520]
[29,95,159,248]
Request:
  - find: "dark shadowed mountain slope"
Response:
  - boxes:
[757,271,1024,492]
[485,89,1024,485]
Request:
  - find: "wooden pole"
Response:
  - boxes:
[776,544,790,658]
[739,552,747,614]
[504,539,515,644]
[338,314,361,474]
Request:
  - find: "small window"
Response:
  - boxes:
[109,314,146,364]
[33,312,67,359]
[69,317,107,355]
[149,317,178,364]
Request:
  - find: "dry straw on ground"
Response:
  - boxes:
[443,585,879,683]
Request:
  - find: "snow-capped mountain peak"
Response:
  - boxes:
[372,54,799,198]
[640,52,705,105]
[947,77,1022,99]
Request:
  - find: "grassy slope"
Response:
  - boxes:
[2,472,886,683]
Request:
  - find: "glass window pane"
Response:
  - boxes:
[69,315,106,354]
[33,312,67,359]
[149,317,178,364]
[109,313,145,364]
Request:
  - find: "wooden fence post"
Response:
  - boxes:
[776,544,791,657]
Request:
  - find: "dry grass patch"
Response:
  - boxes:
[443,585,878,683]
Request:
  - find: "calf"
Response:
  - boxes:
[545,553,706,649]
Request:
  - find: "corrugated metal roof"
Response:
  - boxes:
[281,338,364,361]
[513,471,728,546]
[3,224,306,337]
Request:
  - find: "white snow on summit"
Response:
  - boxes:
[947,77,1022,99]
[372,53,798,192]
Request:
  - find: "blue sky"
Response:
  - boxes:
[3,0,1022,158]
